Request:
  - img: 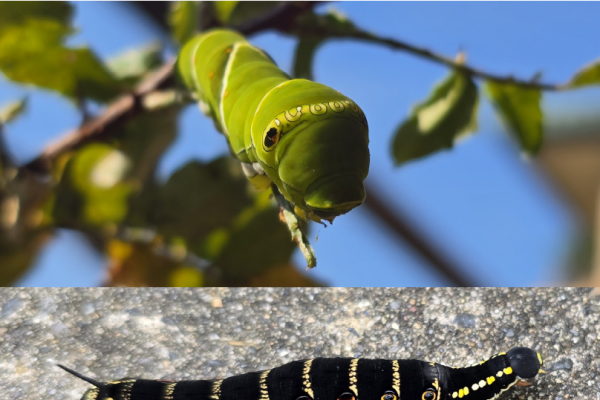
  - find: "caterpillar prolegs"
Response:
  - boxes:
[177,29,370,223]
[60,347,543,400]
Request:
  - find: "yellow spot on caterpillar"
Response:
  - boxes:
[259,370,270,400]
[459,389,464,398]
[303,359,314,398]
[164,382,177,400]
[537,352,543,365]
[209,71,214,79]
[349,358,359,396]
[486,376,495,385]
[478,380,486,388]
[392,360,400,397]
[463,387,469,396]
[471,384,479,391]
[496,371,503,377]
[498,352,506,356]
[504,367,513,375]
[211,380,223,400]
[452,392,458,399]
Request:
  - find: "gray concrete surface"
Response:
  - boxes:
[0,288,598,400]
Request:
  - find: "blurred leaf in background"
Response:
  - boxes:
[569,59,600,88]
[0,98,28,125]
[392,71,478,165]
[485,81,543,155]
[0,2,121,102]
[168,1,199,46]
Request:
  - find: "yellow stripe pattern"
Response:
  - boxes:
[259,370,271,400]
[392,360,400,396]
[211,380,223,400]
[302,359,314,399]
[349,359,359,396]
[164,382,177,400]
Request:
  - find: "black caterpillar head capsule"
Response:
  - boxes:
[506,347,543,378]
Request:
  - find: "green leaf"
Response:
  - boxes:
[153,157,253,243]
[106,43,163,87]
[392,71,479,165]
[214,203,297,278]
[0,98,27,124]
[0,16,121,102]
[168,1,200,46]
[70,48,124,102]
[224,2,282,26]
[569,58,600,88]
[0,1,72,28]
[113,104,181,228]
[152,157,299,280]
[293,36,323,80]
[485,80,543,154]
[52,104,180,230]
[52,144,134,228]
[213,1,239,24]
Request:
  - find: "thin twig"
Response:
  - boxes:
[271,184,317,269]
[290,25,567,91]
[235,2,323,36]
[345,30,566,91]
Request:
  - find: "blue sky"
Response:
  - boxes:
[4,2,600,286]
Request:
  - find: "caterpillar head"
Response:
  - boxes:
[258,98,370,222]
[280,115,369,221]
[506,347,543,379]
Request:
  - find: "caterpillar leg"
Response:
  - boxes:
[241,162,272,191]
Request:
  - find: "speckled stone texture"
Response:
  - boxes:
[0,288,598,400]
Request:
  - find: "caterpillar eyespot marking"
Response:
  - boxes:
[60,347,543,400]
[337,392,355,400]
[177,29,370,222]
[422,389,437,400]
[381,390,397,400]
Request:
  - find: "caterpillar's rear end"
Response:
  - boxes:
[61,347,543,400]
[177,29,370,223]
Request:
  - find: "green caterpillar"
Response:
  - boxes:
[177,29,370,223]
[60,347,544,400]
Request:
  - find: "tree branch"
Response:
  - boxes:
[363,184,474,286]
[23,61,177,174]
[343,30,566,91]
[234,2,324,36]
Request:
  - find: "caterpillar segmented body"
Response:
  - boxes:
[60,347,543,400]
[177,29,370,223]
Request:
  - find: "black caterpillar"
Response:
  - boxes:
[60,347,543,400]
